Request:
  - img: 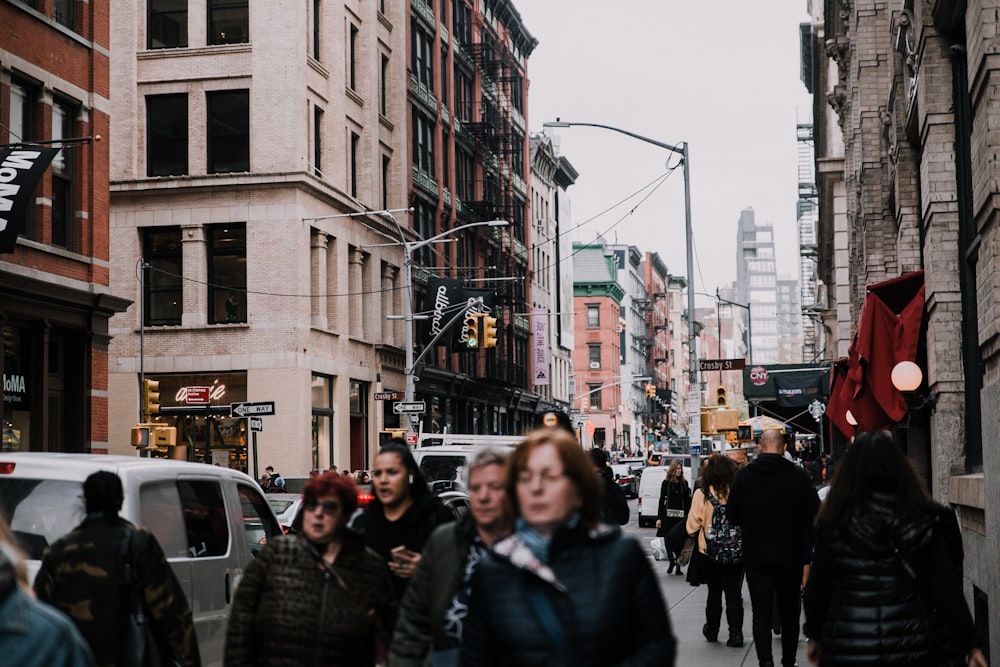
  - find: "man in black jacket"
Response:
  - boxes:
[589,448,630,526]
[727,430,820,667]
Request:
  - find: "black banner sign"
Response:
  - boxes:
[419,277,465,346]
[0,148,61,253]
[774,373,823,407]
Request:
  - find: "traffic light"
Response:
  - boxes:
[463,314,480,348]
[581,395,591,411]
[716,385,728,406]
[736,424,753,441]
[645,383,656,399]
[482,315,498,348]
[131,424,152,448]
[141,378,161,422]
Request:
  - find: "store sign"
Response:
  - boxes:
[2,373,27,404]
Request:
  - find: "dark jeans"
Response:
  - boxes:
[702,558,745,636]
[745,564,802,666]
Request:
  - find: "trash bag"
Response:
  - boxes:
[650,537,667,561]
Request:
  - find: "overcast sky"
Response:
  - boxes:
[518,1,814,306]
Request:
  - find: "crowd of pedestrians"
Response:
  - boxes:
[0,423,989,667]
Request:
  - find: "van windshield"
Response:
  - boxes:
[0,479,85,559]
[418,455,467,491]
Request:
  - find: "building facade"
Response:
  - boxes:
[806,0,997,644]
[736,207,780,364]
[643,252,672,444]
[1,0,130,454]
[776,277,803,364]
[607,244,647,451]
[107,0,410,473]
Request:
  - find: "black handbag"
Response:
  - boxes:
[121,529,180,667]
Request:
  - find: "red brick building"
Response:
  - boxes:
[1,0,129,453]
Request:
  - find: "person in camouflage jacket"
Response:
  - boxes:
[33,471,199,667]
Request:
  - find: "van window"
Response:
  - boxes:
[418,455,467,487]
[139,481,189,559]
[0,479,84,559]
[237,484,280,555]
[177,480,229,558]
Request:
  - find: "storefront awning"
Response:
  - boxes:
[827,270,926,437]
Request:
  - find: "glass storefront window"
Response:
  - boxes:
[312,374,333,470]
[3,325,31,452]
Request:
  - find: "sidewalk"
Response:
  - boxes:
[651,551,810,666]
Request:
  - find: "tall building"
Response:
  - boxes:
[805,0,998,639]
[776,277,802,363]
[1,0,130,453]
[529,133,577,413]
[572,244,623,450]
[736,207,779,364]
[404,0,539,437]
[643,252,671,443]
[107,0,410,472]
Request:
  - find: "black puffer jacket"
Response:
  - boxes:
[803,495,977,666]
[460,522,676,667]
[224,532,394,667]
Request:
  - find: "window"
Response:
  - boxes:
[411,22,433,88]
[456,146,473,201]
[139,480,189,559]
[453,0,471,45]
[440,46,449,106]
[53,0,75,30]
[454,68,472,122]
[588,344,601,368]
[348,24,359,90]
[208,223,247,324]
[381,154,390,210]
[509,72,524,114]
[177,480,229,557]
[380,54,389,116]
[148,0,187,49]
[413,201,434,266]
[412,111,434,176]
[311,0,321,59]
[207,90,249,173]
[441,126,450,191]
[146,94,188,176]
[312,374,333,470]
[587,305,600,328]
[143,227,183,326]
[208,0,248,45]
[238,484,280,554]
[51,100,75,249]
[510,131,524,178]
[313,106,323,176]
[350,132,360,197]
[588,384,603,411]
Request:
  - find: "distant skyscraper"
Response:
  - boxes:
[736,208,779,364]
[776,278,803,363]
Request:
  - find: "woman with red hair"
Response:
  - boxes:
[224,472,394,667]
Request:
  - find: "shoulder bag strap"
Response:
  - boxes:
[526,585,578,664]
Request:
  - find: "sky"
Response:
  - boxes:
[516,1,814,307]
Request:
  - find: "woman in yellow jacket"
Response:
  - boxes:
[685,454,745,648]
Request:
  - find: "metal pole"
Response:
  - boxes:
[402,244,415,409]
[252,431,258,482]
[683,144,701,458]
[139,260,145,423]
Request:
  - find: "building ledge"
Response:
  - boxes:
[949,472,985,536]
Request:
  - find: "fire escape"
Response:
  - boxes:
[797,112,821,362]
[464,33,529,387]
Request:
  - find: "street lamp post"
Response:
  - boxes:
[715,289,753,365]
[544,120,700,448]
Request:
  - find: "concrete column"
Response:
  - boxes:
[349,247,364,338]
[381,263,398,344]
[311,231,329,329]
[181,224,207,326]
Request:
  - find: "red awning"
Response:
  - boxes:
[827,271,926,436]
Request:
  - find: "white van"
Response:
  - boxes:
[412,438,518,493]
[636,466,668,527]
[0,453,281,667]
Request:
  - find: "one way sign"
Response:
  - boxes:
[231,401,276,418]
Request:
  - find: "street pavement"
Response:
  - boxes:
[624,498,811,666]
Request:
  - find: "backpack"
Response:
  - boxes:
[704,492,742,564]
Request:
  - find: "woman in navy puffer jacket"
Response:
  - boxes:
[460,428,676,667]
[803,430,987,667]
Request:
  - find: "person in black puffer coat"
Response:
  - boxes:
[460,428,676,667]
[802,430,987,667]
[224,472,394,667]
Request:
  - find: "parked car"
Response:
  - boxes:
[266,493,303,533]
[610,463,638,498]
[0,453,282,667]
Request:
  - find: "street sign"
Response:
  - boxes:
[808,399,827,422]
[749,365,769,386]
[230,401,276,418]
[408,414,421,425]
[374,391,403,401]
[185,386,211,405]
[405,432,418,445]
[699,358,746,372]
[249,417,263,432]
[393,401,426,414]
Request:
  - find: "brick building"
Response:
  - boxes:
[806,0,997,643]
[1,0,130,453]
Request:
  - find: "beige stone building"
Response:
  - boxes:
[807,0,997,642]
[107,0,410,474]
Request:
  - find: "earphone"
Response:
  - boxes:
[408,474,414,485]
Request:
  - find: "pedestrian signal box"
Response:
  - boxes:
[736,424,753,441]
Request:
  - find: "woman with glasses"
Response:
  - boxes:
[354,440,454,604]
[224,472,394,667]
[460,428,677,667]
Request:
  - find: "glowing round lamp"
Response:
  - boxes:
[891,360,923,392]
[845,410,858,426]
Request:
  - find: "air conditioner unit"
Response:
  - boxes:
[589,361,600,369]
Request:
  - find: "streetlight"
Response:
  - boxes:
[379,213,509,426]
[714,289,753,365]
[544,119,699,446]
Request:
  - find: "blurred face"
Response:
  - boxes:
[516,444,582,537]
[468,463,508,532]
[301,494,344,543]
[373,452,411,509]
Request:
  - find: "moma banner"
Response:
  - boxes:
[0,148,61,253]
[532,308,550,386]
